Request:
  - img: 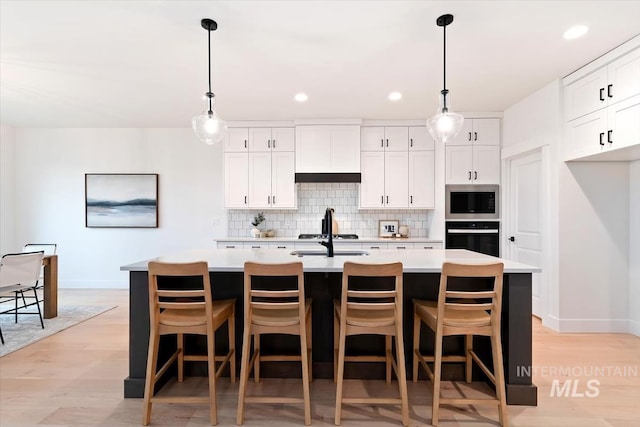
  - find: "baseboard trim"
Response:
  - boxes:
[557,318,630,333]
[544,314,561,331]
[629,320,640,337]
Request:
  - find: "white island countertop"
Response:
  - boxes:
[215,237,443,243]
[120,248,541,274]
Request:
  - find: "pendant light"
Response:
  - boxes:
[426,14,464,144]
[192,18,227,145]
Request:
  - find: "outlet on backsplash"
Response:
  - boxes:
[227,183,433,238]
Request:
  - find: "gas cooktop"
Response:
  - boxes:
[298,234,359,239]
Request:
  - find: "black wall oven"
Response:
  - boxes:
[445,184,499,220]
[445,221,500,257]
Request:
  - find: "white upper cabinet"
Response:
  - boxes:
[384,151,409,208]
[565,47,640,121]
[225,128,249,152]
[446,145,500,184]
[224,152,249,208]
[247,151,296,209]
[359,151,385,208]
[409,126,435,151]
[409,150,435,208]
[249,127,295,152]
[564,45,640,161]
[447,118,500,146]
[295,125,360,173]
[361,127,408,151]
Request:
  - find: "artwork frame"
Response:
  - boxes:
[378,219,399,237]
[85,173,158,228]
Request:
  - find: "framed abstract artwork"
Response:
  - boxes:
[379,219,399,237]
[85,174,158,228]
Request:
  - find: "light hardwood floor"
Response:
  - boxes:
[1,289,639,426]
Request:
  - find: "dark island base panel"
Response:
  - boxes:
[125,271,537,406]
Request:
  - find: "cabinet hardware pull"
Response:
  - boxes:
[468,171,472,180]
[226,245,236,248]
[599,88,605,101]
[474,171,478,180]
[468,132,472,141]
[273,139,276,148]
[268,139,271,148]
[381,195,384,204]
[607,130,613,144]
[474,132,478,141]
[423,246,433,249]
[410,138,413,147]
[599,132,605,146]
[386,195,389,204]
[244,195,247,204]
[381,139,384,147]
[244,140,247,148]
[410,195,413,204]
[277,246,286,249]
[268,196,271,204]
[397,246,406,250]
[607,84,613,98]
[370,246,380,249]
[273,195,276,204]
[251,245,260,249]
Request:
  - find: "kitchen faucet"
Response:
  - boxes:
[319,208,334,257]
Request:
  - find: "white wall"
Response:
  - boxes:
[0,125,17,255]
[12,128,227,288]
[502,80,561,328]
[630,160,640,335]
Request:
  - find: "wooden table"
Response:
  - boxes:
[42,255,58,319]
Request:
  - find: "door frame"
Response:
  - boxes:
[502,147,551,323]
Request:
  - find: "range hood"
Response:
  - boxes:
[295,173,361,183]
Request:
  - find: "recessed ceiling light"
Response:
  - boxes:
[388,91,402,101]
[294,93,308,102]
[563,25,589,40]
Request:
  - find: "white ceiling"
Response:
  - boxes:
[1,1,640,128]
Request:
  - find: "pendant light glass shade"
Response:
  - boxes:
[426,90,464,144]
[192,18,226,145]
[427,14,464,144]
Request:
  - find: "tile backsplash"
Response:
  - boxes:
[228,183,433,238]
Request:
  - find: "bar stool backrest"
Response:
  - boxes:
[243,261,305,321]
[341,261,404,318]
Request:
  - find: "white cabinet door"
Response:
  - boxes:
[409,150,435,208]
[473,119,501,145]
[361,127,385,151]
[608,94,640,151]
[473,145,501,184]
[330,126,361,172]
[409,126,434,151]
[248,152,272,208]
[248,128,272,152]
[360,151,385,208]
[447,119,474,146]
[271,151,296,208]
[224,152,248,208]
[271,127,295,152]
[295,126,331,173]
[608,48,640,105]
[445,145,474,184]
[565,67,609,121]
[384,127,408,152]
[565,109,608,160]
[384,151,409,208]
[226,128,249,152]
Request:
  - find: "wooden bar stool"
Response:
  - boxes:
[334,261,409,426]
[142,261,236,426]
[412,262,507,426]
[236,261,312,425]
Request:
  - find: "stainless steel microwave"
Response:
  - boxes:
[445,185,499,220]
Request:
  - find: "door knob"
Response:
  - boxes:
[509,236,515,242]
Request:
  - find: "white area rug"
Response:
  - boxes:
[0,305,116,357]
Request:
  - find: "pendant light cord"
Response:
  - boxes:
[207,26,213,114]
[443,23,447,93]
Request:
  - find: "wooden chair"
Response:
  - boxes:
[142,261,236,426]
[412,262,507,426]
[237,261,312,425]
[334,261,409,426]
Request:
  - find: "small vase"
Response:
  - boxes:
[251,227,261,238]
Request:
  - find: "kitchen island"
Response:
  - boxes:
[121,248,540,405]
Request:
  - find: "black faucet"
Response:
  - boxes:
[319,208,334,257]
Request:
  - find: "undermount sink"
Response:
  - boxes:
[290,250,370,257]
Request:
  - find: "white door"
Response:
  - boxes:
[248,152,272,208]
[384,127,408,152]
[473,118,501,145]
[384,151,409,208]
[224,152,248,208]
[445,145,473,184]
[607,47,640,105]
[361,127,385,151]
[408,126,434,151]
[473,145,501,184]
[330,125,361,172]
[447,119,474,146]
[408,150,435,208]
[607,94,640,151]
[564,67,608,121]
[271,151,296,208]
[508,150,544,317]
[565,109,608,160]
[295,126,330,172]
[248,128,272,152]
[225,128,249,152]
[271,128,295,152]
[360,151,385,208]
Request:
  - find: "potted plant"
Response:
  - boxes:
[250,212,265,238]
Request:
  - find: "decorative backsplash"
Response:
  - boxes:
[228,183,433,238]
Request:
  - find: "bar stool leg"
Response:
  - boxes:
[177,333,184,382]
[229,311,236,383]
[307,308,313,382]
[432,328,444,426]
[465,334,473,383]
[142,331,160,426]
[333,311,339,383]
[334,321,347,425]
[492,333,509,427]
[412,311,421,382]
[394,321,410,427]
[300,316,311,425]
[207,329,218,425]
[236,322,253,425]
[385,335,392,383]
[253,333,260,383]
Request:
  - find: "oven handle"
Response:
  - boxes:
[447,229,499,234]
